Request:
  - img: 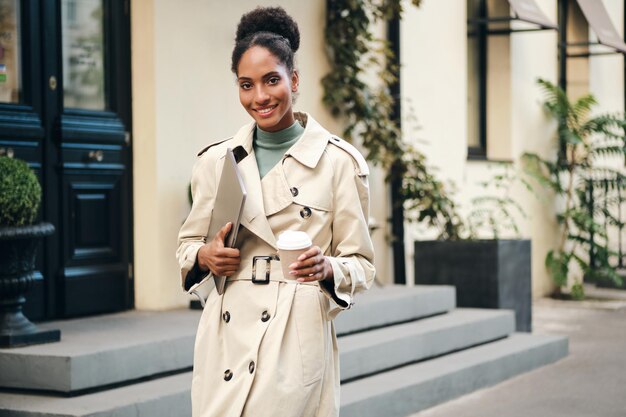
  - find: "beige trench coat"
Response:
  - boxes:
[177,112,375,417]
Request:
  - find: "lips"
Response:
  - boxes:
[255,105,277,117]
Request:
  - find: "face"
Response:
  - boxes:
[237,46,299,132]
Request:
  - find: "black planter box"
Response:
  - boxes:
[414,239,532,332]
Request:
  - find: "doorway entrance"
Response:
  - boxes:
[0,0,133,319]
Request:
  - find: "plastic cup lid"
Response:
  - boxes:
[277,230,312,250]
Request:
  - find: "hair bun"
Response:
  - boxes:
[236,6,300,52]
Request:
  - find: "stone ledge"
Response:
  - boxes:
[340,333,569,417]
[0,309,200,393]
[339,308,515,381]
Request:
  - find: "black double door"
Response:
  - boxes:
[0,0,133,320]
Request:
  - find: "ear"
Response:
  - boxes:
[291,70,299,93]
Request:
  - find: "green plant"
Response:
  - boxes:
[323,0,465,240]
[0,156,41,227]
[522,79,626,297]
[466,164,530,240]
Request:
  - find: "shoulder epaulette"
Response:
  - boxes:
[197,137,233,157]
[328,136,370,176]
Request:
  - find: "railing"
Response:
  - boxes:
[587,176,625,276]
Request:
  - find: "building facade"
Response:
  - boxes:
[0,0,623,319]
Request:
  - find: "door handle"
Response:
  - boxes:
[49,76,57,91]
[87,150,104,162]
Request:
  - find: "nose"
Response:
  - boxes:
[254,85,270,105]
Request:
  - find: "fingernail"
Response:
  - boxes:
[297,278,304,282]
[289,263,297,269]
[297,255,305,261]
[289,271,297,275]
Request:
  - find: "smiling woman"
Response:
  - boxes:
[176,6,376,417]
[237,46,299,132]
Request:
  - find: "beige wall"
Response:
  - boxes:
[590,0,624,114]
[509,0,561,297]
[400,0,468,284]
[131,0,389,309]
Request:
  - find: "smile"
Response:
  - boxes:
[255,105,277,116]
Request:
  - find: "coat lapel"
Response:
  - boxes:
[262,113,331,216]
[232,124,277,249]
[261,163,293,216]
[228,113,332,250]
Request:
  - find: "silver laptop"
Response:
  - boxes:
[190,148,247,300]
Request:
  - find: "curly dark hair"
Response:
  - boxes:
[231,6,300,74]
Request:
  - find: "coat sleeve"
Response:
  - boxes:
[176,154,218,290]
[319,149,376,319]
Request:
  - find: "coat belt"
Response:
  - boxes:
[225,255,318,286]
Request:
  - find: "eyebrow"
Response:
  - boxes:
[237,71,281,82]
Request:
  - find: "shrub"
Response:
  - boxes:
[0,156,42,226]
[523,79,626,296]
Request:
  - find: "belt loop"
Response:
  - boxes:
[252,255,279,284]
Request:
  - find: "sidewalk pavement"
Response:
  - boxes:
[409,284,626,417]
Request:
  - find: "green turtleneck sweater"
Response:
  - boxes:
[254,121,305,178]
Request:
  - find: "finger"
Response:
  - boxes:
[214,257,241,267]
[290,254,324,271]
[291,262,323,277]
[297,246,322,262]
[215,222,233,242]
[213,262,239,274]
[215,247,240,258]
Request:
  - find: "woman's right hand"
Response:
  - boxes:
[197,222,241,276]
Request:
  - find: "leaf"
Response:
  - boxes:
[545,250,569,287]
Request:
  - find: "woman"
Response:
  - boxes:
[177,6,375,417]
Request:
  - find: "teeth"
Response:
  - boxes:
[257,106,275,114]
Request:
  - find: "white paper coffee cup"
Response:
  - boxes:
[277,231,312,279]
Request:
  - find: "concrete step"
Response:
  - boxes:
[0,332,567,417]
[339,308,514,381]
[335,285,456,336]
[0,372,192,417]
[0,309,200,393]
[0,285,454,393]
[339,332,569,417]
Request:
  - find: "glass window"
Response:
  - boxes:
[0,0,22,104]
[467,0,486,155]
[62,0,106,110]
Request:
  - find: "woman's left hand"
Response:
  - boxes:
[289,245,334,283]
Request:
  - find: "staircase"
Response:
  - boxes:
[0,285,568,417]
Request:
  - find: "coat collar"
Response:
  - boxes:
[227,112,331,168]
[221,112,332,249]
[286,112,331,169]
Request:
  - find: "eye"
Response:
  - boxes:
[267,76,280,85]
[239,82,252,90]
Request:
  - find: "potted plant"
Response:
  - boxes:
[413,165,533,332]
[0,156,59,347]
[522,79,626,299]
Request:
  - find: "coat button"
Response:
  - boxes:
[249,361,255,374]
[223,311,230,323]
[224,369,233,381]
[290,187,299,197]
[300,207,312,219]
[261,310,270,322]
